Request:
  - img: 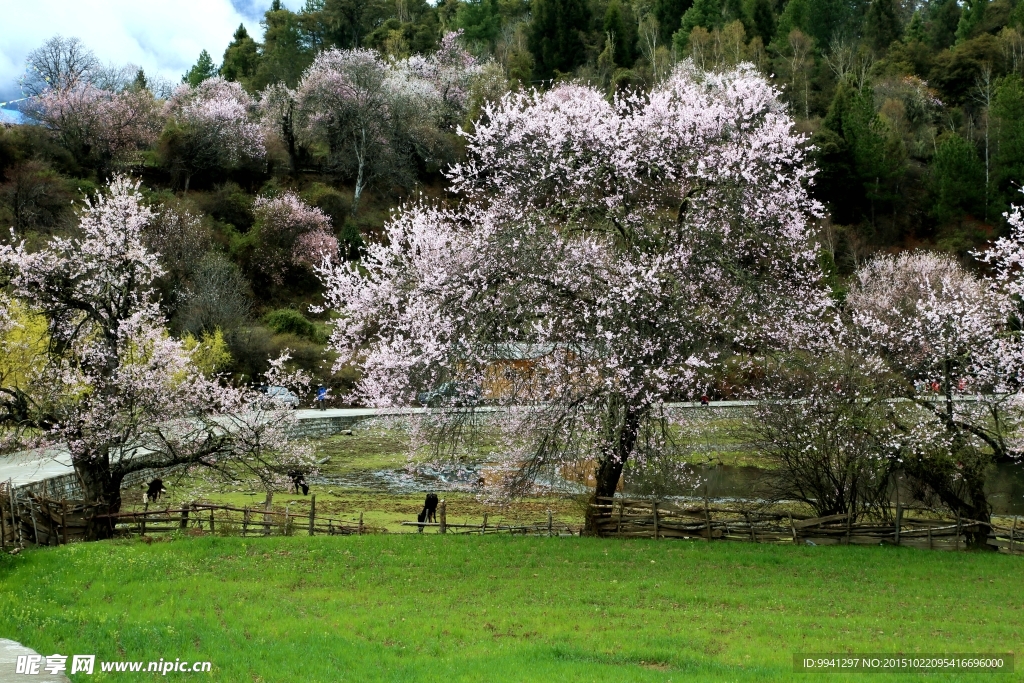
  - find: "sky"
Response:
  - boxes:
[0,0,305,105]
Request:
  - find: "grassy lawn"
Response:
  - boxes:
[1,535,1020,682]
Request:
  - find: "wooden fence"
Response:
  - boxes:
[400,505,581,536]
[0,488,383,547]
[589,497,1024,553]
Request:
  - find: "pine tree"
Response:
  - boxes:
[603,0,635,67]
[863,0,901,52]
[751,0,776,44]
[904,10,925,43]
[528,0,589,80]
[182,50,218,87]
[456,0,502,47]
[221,25,261,87]
[654,0,693,43]
[678,0,724,40]
[132,68,148,92]
[955,0,987,43]
[931,133,984,223]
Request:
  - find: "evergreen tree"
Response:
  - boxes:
[221,25,261,87]
[132,68,148,92]
[182,50,218,87]
[251,4,315,89]
[863,0,901,52]
[994,74,1024,211]
[928,0,961,49]
[654,0,694,43]
[603,0,635,67]
[931,132,985,223]
[456,0,502,47]
[528,0,589,80]
[751,0,777,44]
[904,10,925,43]
[955,0,987,43]
[679,0,724,39]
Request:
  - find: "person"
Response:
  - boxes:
[316,385,327,411]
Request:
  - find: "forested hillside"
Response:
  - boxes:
[1,0,1019,390]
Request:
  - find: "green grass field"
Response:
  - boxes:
[1,535,1020,682]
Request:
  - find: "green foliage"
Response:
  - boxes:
[182,50,218,87]
[456,0,503,47]
[817,79,907,232]
[863,0,902,52]
[654,0,693,42]
[602,0,636,68]
[300,182,363,258]
[528,0,589,80]
[956,0,988,43]
[750,0,776,44]
[263,308,327,342]
[181,328,233,376]
[931,132,985,223]
[679,0,724,38]
[995,73,1024,209]
[221,25,261,88]
[250,5,315,90]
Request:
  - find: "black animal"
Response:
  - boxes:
[145,478,166,502]
[416,507,427,533]
[289,471,309,496]
[424,493,439,523]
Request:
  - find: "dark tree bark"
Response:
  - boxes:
[586,401,642,534]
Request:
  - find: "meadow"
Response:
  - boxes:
[1,534,1020,682]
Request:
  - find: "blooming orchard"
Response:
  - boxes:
[321,63,832,518]
[0,177,313,538]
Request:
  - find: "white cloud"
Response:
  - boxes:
[0,0,305,101]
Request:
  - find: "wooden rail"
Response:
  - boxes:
[589,497,1019,553]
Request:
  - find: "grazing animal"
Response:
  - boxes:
[424,493,439,523]
[289,471,309,495]
[145,478,166,503]
[417,507,427,533]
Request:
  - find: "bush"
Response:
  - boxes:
[263,308,326,343]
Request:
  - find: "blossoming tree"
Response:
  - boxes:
[32,83,162,169]
[251,191,338,285]
[320,63,831,525]
[0,177,313,538]
[163,77,265,190]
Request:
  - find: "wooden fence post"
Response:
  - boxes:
[616,500,623,534]
[927,524,932,550]
[179,504,189,530]
[703,499,711,542]
[0,487,6,551]
[141,502,148,536]
[789,512,796,544]
[895,504,902,547]
[263,491,273,536]
[61,499,68,545]
[652,501,659,540]
[955,511,961,551]
[745,512,754,543]
[1011,516,1018,553]
[482,512,488,535]
[308,495,316,536]
[358,512,363,535]
[209,509,215,534]
[548,509,553,537]
[10,483,22,547]
[439,500,446,534]
[845,512,852,545]
[242,507,250,536]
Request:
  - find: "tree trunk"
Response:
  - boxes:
[74,452,122,541]
[585,402,642,534]
[351,130,366,218]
